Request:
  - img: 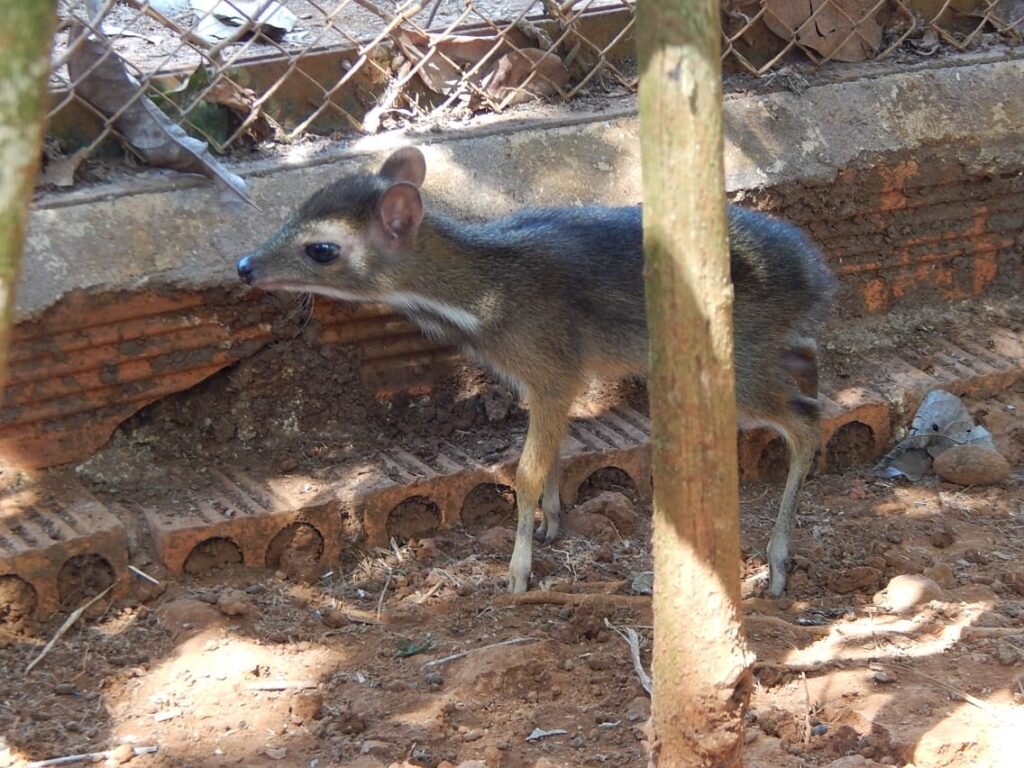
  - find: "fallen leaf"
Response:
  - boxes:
[482,48,569,107]
[190,0,297,44]
[38,148,89,188]
[763,0,884,62]
[393,27,569,110]
[67,25,254,207]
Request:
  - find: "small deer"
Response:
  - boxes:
[236,147,835,595]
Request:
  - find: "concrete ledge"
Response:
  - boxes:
[21,54,1024,320]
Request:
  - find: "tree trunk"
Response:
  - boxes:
[637,1,754,766]
[0,3,58,390]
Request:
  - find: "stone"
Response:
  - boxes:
[573,492,639,535]
[564,508,618,543]
[930,527,955,548]
[625,695,651,722]
[824,757,886,768]
[923,562,957,589]
[216,588,252,617]
[477,526,515,554]
[290,691,323,722]
[933,445,1010,486]
[873,574,944,613]
[829,566,883,594]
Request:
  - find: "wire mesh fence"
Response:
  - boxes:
[43,0,1022,191]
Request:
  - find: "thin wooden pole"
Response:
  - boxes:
[0,2,59,389]
[637,0,753,765]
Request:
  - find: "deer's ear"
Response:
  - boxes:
[376,182,424,246]
[379,147,426,188]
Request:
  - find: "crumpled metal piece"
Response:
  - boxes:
[872,390,996,482]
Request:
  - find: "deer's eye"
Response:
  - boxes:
[305,242,340,264]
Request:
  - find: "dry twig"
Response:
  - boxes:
[26,745,158,768]
[604,619,652,696]
[26,586,113,674]
[496,590,649,609]
[421,636,537,670]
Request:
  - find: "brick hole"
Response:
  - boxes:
[386,496,441,543]
[184,537,244,575]
[0,575,37,625]
[827,421,876,471]
[266,522,324,569]
[460,483,515,531]
[577,467,638,503]
[58,554,115,610]
[758,436,790,483]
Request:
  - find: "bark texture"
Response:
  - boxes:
[637,1,754,765]
[0,3,58,389]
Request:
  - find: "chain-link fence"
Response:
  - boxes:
[42,1,1022,192]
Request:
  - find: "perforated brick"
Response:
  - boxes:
[0,476,128,617]
[134,469,349,575]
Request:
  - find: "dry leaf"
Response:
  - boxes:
[190,0,297,44]
[393,27,569,109]
[763,0,884,62]
[482,48,570,106]
[67,25,254,207]
[38,149,89,188]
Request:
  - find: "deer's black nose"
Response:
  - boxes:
[237,255,255,283]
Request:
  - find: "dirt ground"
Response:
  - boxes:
[2,373,1023,767]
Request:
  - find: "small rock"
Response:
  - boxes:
[873,574,944,613]
[933,444,1010,486]
[321,608,349,628]
[155,598,225,638]
[413,538,442,565]
[625,695,651,722]
[462,729,485,742]
[564,507,618,543]
[360,740,394,757]
[829,566,884,594]
[482,387,515,422]
[1005,570,1024,596]
[872,670,896,684]
[108,744,135,765]
[995,642,1022,666]
[54,683,76,695]
[962,547,988,565]
[923,563,957,589]
[262,746,287,760]
[930,527,955,549]
[290,691,323,722]
[574,491,639,534]
[561,658,575,671]
[956,583,999,603]
[630,571,654,595]
[424,670,443,686]
[477,526,515,554]
[826,724,861,755]
[216,589,252,617]
[823,756,885,768]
